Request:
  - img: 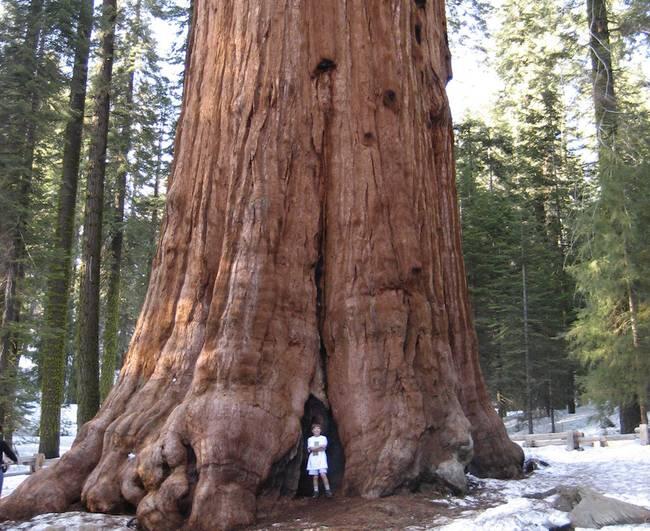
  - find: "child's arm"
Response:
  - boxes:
[308,438,325,453]
[312,439,326,453]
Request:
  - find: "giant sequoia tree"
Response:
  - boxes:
[0,2,522,529]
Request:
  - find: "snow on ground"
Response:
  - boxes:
[1,404,77,499]
[0,512,133,530]
[431,440,650,530]
[505,403,620,436]
[2,405,649,530]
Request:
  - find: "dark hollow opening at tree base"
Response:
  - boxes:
[296,394,345,497]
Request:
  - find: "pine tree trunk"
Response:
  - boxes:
[39,0,94,458]
[626,281,648,425]
[145,119,164,283]
[76,0,117,427]
[587,0,616,145]
[521,251,533,434]
[620,401,639,434]
[0,236,24,441]
[0,2,522,528]
[567,368,576,413]
[101,0,139,401]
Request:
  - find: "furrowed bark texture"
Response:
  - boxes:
[0,1,522,528]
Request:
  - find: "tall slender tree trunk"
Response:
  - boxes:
[145,111,165,283]
[522,260,533,434]
[0,0,44,440]
[1,3,523,528]
[76,0,117,427]
[626,279,648,424]
[39,0,94,458]
[567,369,576,413]
[101,0,141,401]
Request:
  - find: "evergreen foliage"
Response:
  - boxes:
[0,0,71,440]
[1,0,180,437]
[569,0,650,424]
[454,0,584,431]
[100,0,176,399]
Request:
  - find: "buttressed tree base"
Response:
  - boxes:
[0,1,523,529]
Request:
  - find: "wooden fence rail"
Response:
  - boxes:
[3,454,59,477]
[510,423,649,450]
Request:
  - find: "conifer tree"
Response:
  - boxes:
[101,0,176,399]
[569,0,650,431]
[76,0,117,427]
[455,0,581,430]
[38,0,94,457]
[115,79,175,357]
[0,0,69,438]
[100,0,142,402]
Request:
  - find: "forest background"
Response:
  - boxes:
[0,0,648,458]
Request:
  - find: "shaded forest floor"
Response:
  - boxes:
[253,488,501,530]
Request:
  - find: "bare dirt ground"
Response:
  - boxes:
[252,486,501,531]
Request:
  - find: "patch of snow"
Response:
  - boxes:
[2,404,78,499]
[0,511,132,530]
[430,403,650,530]
[429,439,650,530]
[505,403,619,436]
[435,497,570,530]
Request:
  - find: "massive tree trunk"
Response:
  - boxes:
[0,1,522,528]
[39,0,94,458]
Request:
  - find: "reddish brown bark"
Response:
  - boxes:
[0,2,522,529]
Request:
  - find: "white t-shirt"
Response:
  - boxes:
[306,435,328,471]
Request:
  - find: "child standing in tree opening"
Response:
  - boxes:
[307,423,332,498]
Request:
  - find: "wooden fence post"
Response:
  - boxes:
[565,430,579,451]
[640,424,649,446]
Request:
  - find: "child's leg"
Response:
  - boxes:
[312,474,319,495]
[320,472,331,495]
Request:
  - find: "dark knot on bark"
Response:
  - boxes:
[314,58,337,77]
